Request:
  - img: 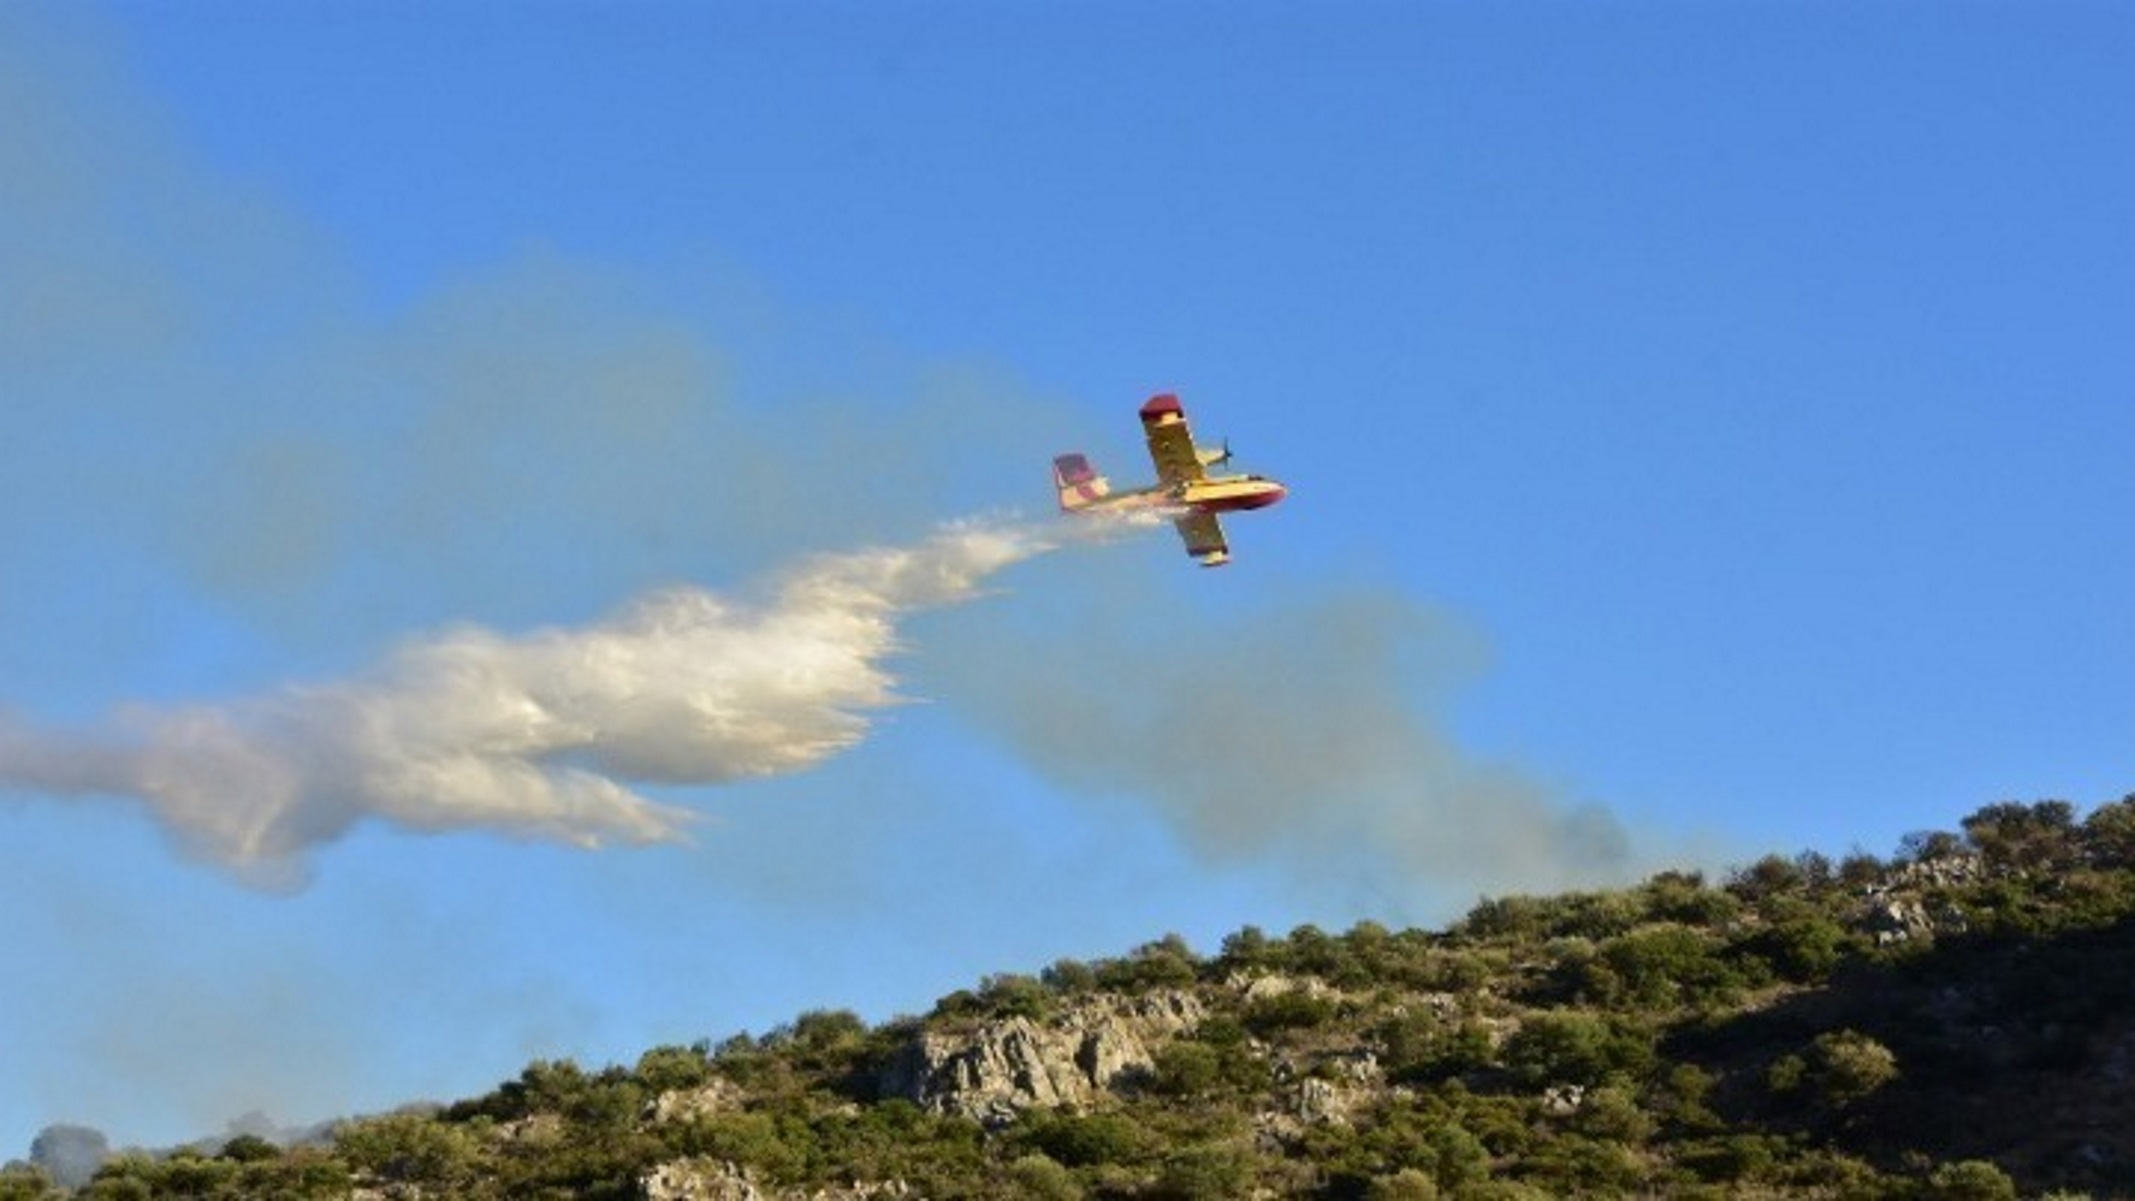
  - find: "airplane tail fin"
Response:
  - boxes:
[1052,453,1112,512]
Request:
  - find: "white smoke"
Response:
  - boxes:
[0,518,1058,889]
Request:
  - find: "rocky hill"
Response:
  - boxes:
[9,796,2135,1199]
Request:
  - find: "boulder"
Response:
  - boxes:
[880,990,1205,1123]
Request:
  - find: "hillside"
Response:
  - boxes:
[9,796,2135,1200]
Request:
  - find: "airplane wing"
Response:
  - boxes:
[1173,509,1231,567]
[1139,393,1206,488]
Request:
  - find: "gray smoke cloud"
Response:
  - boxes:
[0,519,1061,889]
[934,570,1648,915]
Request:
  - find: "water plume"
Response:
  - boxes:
[0,518,1057,889]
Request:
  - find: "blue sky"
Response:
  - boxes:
[3,0,2131,1153]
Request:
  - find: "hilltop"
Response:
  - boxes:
[9,796,2135,1199]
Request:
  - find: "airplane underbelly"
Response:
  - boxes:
[1188,482,1287,512]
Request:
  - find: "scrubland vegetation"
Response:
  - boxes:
[10,796,2135,1199]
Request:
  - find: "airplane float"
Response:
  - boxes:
[1052,393,1287,567]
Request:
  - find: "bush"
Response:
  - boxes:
[1638,870,1742,928]
[1727,854,1805,902]
[1898,828,1965,863]
[1925,1159,2017,1201]
[219,1133,280,1163]
[1243,989,1337,1036]
[1019,1112,1154,1168]
[1095,936,1201,991]
[1425,1123,1490,1191]
[636,1042,714,1093]
[1005,1153,1083,1200]
[1041,957,1099,994]
[1146,1143,1254,1200]
[1458,895,1549,941]
[0,1165,56,1201]
[1807,1029,1898,1107]
[1502,1010,1652,1088]
[976,974,1051,1020]
[1738,913,1851,983]
[2082,795,2135,866]
[1645,1062,1719,1132]
[1599,925,1744,1008]
[1366,1167,1440,1199]
[334,1112,478,1189]
[1963,800,2079,871]
[1150,1041,1223,1097]
[1382,1016,1496,1084]
[1771,1029,1898,1109]
[1569,1084,1654,1144]
[1676,1133,1782,1184]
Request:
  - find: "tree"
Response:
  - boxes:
[1041,957,1099,994]
[636,1042,714,1093]
[1898,828,1965,863]
[2083,795,2135,866]
[0,1163,57,1201]
[219,1133,280,1163]
[334,1112,479,1189]
[1726,854,1804,903]
[1963,800,2079,870]
[1837,849,1886,889]
[1098,936,1200,990]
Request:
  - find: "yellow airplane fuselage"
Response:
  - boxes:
[1176,474,1288,513]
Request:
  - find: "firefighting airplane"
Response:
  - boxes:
[1052,393,1287,567]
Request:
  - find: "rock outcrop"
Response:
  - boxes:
[879,990,1205,1125]
[641,1158,909,1201]
[646,1077,749,1125]
[1859,897,1970,945]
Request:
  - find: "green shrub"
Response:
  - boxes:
[1019,1112,1154,1168]
[1502,1010,1652,1088]
[334,1112,479,1189]
[1599,925,1745,1008]
[1807,1029,1899,1107]
[1005,1152,1083,1200]
[1146,1142,1255,1200]
[1243,989,1337,1036]
[1151,1041,1223,1097]
[1736,912,1852,983]
[1769,1029,1898,1109]
[1366,1167,1440,1199]
[1674,1132,1783,1183]
[0,1165,55,1201]
[1925,1159,2018,1201]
